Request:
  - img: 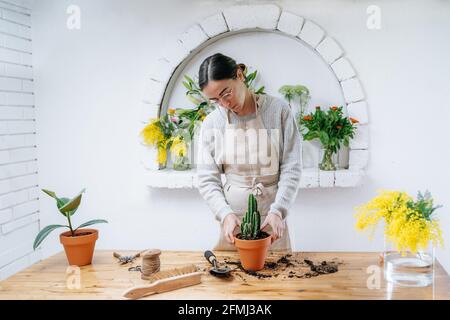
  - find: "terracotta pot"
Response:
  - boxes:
[234,234,273,271]
[60,228,98,266]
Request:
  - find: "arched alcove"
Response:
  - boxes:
[140,4,369,189]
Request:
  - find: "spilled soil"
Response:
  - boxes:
[214,253,342,281]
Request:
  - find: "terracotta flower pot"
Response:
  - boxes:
[234,234,273,271]
[60,228,98,266]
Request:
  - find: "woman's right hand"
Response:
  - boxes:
[223,213,241,244]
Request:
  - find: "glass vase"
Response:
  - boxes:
[157,146,167,170]
[172,142,191,171]
[384,236,435,287]
[319,148,337,171]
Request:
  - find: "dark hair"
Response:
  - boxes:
[198,53,245,90]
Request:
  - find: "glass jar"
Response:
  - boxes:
[173,148,191,171]
[157,145,168,170]
[319,148,337,171]
[384,236,435,287]
[171,132,192,171]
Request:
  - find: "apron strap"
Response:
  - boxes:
[225,173,279,196]
[251,178,265,196]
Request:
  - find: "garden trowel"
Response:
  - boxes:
[204,250,233,277]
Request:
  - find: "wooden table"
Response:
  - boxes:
[0,250,449,300]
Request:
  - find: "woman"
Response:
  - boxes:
[197,53,302,252]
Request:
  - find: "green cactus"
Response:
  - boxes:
[240,193,261,239]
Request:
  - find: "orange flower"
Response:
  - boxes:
[350,117,359,124]
[168,108,176,115]
[336,125,342,129]
[331,106,338,111]
[303,115,313,121]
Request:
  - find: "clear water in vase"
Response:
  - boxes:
[384,245,435,287]
[173,155,191,171]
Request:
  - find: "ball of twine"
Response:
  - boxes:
[141,249,161,280]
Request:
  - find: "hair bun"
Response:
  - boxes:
[237,63,247,73]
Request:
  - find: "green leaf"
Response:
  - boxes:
[59,188,86,214]
[33,224,68,250]
[176,108,192,115]
[343,138,349,147]
[75,219,108,231]
[42,189,57,199]
[187,95,201,106]
[255,86,265,94]
[42,189,70,217]
[184,74,194,84]
[246,71,256,82]
[303,132,316,141]
[55,197,76,217]
[182,81,191,91]
[319,132,329,145]
[52,192,71,210]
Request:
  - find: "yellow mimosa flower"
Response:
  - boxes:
[354,189,444,255]
[170,136,188,157]
[140,119,164,146]
[157,145,167,165]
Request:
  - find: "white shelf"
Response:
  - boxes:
[145,168,364,189]
[145,169,198,189]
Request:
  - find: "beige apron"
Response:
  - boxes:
[213,93,292,253]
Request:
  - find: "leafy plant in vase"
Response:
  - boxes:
[234,194,273,271]
[300,106,358,171]
[278,84,310,121]
[140,69,265,169]
[355,190,443,287]
[33,188,108,266]
[140,115,176,170]
[170,131,192,171]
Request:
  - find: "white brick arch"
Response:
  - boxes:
[141,4,369,189]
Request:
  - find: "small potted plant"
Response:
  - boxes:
[234,194,273,271]
[33,188,108,266]
[300,106,359,171]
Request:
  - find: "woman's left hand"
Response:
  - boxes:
[261,212,285,240]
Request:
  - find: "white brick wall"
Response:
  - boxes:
[276,11,304,37]
[0,0,41,281]
[223,4,281,31]
[298,20,325,48]
[200,13,228,38]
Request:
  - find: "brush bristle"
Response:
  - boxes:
[147,264,199,283]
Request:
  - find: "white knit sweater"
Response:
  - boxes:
[196,94,302,224]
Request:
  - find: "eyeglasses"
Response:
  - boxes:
[209,82,234,105]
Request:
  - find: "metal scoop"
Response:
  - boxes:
[204,250,232,277]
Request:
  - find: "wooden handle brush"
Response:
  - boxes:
[122,264,203,299]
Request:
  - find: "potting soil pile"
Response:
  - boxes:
[209,253,342,281]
